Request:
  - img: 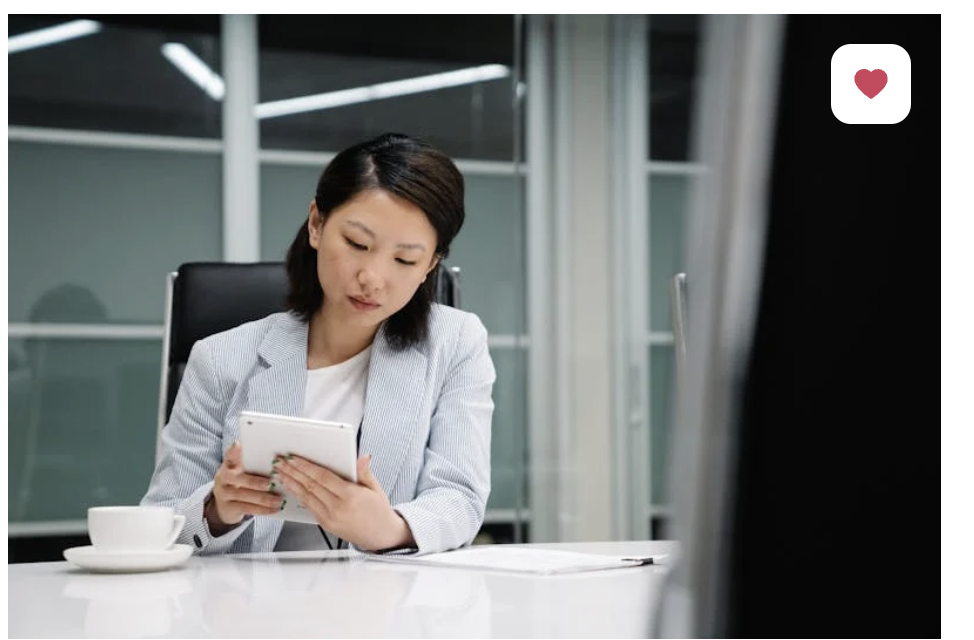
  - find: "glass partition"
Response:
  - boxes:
[645,15,702,535]
[6,15,530,548]
[9,13,224,534]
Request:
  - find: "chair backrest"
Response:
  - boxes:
[156,261,462,460]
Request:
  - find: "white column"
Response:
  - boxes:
[609,14,650,541]
[527,16,632,542]
[566,15,614,543]
[526,14,561,544]
[553,14,576,542]
[221,14,260,262]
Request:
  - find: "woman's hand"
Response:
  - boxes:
[207,442,284,534]
[274,454,415,552]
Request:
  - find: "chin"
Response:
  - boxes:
[347,310,386,327]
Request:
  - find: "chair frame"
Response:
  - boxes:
[671,272,688,379]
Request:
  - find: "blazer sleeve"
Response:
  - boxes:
[141,339,255,554]
[391,313,496,554]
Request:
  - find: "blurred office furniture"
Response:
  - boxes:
[157,261,462,459]
[670,272,688,378]
[656,14,785,639]
[658,13,937,639]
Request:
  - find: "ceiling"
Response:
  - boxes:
[8,15,700,161]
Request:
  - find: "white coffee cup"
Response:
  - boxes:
[88,506,186,552]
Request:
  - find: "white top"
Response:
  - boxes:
[274,344,372,552]
[10,541,679,638]
[302,343,372,424]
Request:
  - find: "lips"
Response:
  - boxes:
[348,296,380,311]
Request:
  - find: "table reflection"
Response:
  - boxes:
[62,570,193,638]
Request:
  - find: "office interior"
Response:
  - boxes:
[10,14,700,554]
[8,13,941,639]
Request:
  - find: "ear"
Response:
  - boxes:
[425,255,441,280]
[307,200,322,250]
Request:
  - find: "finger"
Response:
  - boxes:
[224,441,243,469]
[222,486,284,510]
[226,471,277,492]
[225,500,282,517]
[277,469,334,523]
[280,456,347,498]
[274,461,340,506]
[356,455,381,491]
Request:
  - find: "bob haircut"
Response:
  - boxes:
[285,132,466,350]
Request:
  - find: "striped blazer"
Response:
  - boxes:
[141,305,496,556]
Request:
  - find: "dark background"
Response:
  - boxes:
[727,13,940,639]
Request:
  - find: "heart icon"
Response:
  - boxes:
[854,69,888,99]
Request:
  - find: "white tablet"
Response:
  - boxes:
[238,410,359,524]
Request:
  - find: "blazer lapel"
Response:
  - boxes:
[359,327,427,496]
[246,313,308,418]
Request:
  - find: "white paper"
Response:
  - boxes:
[366,546,668,575]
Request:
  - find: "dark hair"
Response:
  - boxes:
[285,133,466,350]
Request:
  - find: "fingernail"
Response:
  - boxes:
[285,454,293,461]
[272,458,280,465]
[269,481,277,491]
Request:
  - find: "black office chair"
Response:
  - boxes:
[155,261,462,461]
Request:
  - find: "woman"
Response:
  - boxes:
[142,133,495,556]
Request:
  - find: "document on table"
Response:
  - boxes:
[365,546,668,575]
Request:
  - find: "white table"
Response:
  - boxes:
[8,540,679,638]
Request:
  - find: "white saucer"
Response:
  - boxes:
[63,545,193,573]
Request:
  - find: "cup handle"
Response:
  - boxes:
[166,514,186,548]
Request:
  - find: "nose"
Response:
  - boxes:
[357,264,385,297]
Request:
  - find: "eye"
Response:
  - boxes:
[396,258,418,266]
[345,237,368,251]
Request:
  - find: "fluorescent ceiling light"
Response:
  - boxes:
[255,64,512,119]
[161,43,225,100]
[156,54,510,117]
[8,19,101,55]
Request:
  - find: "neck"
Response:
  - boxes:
[307,308,379,368]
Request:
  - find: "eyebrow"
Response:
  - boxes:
[344,220,427,252]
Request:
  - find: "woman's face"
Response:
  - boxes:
[308,189,440,329]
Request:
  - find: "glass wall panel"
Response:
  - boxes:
[487,348,527,511]
[9,16,222,138]
[256,15,517,161]
[649,344,675,506]
[648,15,702,161]
[9,339,163,522]
[648,174,691,332]
[8,142,222,325]
[645,15,702,532]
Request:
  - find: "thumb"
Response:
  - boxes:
[225,441,242,468]
[357,454,379,489]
